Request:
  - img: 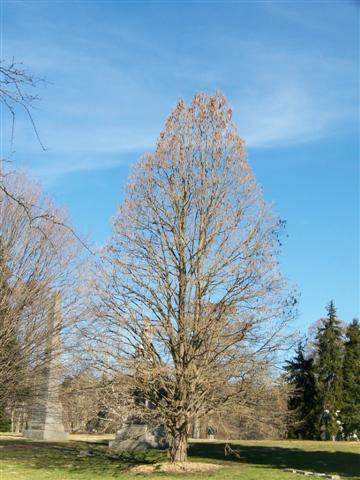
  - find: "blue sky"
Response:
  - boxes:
[1,0,359,333]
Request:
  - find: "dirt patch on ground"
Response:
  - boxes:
[130,461,223,474]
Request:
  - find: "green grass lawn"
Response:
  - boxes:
[0,434,359,480]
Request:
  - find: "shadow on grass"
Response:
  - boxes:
[2,438,359,478]
[0,439,164,475]
[189,442,360,478]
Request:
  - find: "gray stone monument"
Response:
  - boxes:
[109,323,168,452]
[24,292,69,441]
[109,419,168,451]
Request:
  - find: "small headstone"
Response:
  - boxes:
[77,450,94,457]
[284,468,340,479]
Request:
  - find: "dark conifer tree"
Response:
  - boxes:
[342,319,360,436]
[315,301,343,439]
[285,341,317,438]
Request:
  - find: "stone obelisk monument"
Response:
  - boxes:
[24,292,69,440]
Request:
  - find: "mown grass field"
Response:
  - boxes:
[0,434,359,480]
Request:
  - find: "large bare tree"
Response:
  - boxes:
[93,92,295,462]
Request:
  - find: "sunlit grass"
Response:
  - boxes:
[0,434,359,479]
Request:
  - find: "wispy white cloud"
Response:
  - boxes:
[3,1,358,180]
[235,82,355,148]
[27,154,131,184]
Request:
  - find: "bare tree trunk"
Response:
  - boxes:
[15,414,21,433]
[169,427,188,462]
[11,408,15,433]
[193,417,201,439]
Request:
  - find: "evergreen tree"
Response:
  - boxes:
[342,319,360,436]
[285,341,317,439]
[315,301,343,440]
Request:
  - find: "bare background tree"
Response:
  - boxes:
[0,58,93,432]
[60,371,134,434]
[0,171,87,429]
[196,370,291,441]
[91,92,295,462]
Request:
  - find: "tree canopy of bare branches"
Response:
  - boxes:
[93,92,296,462]
[0,60,91,251]
[0,59,44,150]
